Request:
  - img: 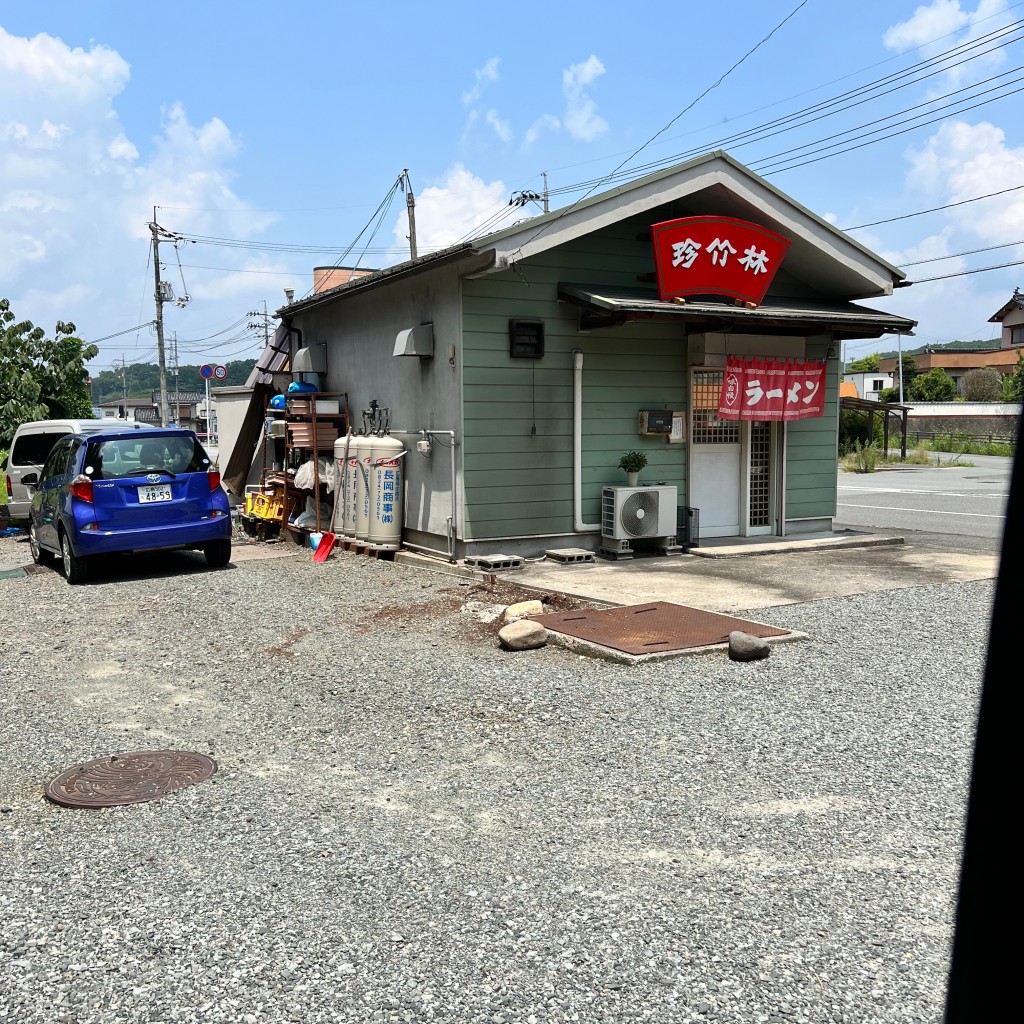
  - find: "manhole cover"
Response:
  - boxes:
[533,601,791,656]
[44,750,217,808]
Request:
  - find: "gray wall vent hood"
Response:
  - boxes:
[394,323,434,358]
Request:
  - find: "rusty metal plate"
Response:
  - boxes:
[532,601,790,656]
[44,750,217,808]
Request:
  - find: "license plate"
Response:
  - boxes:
[138,484,172,503]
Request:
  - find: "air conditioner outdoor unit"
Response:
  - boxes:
[601,485,678,557]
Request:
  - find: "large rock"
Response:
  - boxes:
[728,630,771,661]
[499,619,548,651]
[502,599,545,624]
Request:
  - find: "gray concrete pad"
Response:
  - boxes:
[392,530,999,616]
[507,531,998,614]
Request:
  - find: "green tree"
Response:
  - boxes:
[908,366,958,402]
[877,353,920,402]
[1002,351,1024,402]
[0,299,98,444]
[847,353,880,372]
[961,367,1003,402]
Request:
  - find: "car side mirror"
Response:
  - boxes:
[21,473,39,487]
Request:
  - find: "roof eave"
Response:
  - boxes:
[276,244,494,317]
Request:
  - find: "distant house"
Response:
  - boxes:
[989,287,1024,348]
[879,289,1024,395]
[96,398,157,422]
[842,370,894,400]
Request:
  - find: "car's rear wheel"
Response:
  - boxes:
[60,530,89,585]
[205,539,231,567]
[29,522,55,566]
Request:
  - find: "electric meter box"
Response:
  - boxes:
[638,409,673,435]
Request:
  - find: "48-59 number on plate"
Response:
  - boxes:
[138,484,172,503]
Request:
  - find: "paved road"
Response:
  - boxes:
[835,454,1012,551]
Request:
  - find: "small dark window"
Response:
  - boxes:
[12,432,67,467]
[1012,324,1024,346]
[509,319,544,359]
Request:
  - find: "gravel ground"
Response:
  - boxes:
[0,532,990,1024]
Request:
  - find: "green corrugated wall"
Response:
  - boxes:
[461,220,688,540]
[785,341,840,521]
[460,217,843,540]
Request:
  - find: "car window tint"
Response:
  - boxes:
[12,432,67,466]
[166,436,207,472]
[40,442,71,484]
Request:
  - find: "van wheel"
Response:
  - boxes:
[60,530,89,585]
[205,540,232,567]
[29,522,55,566]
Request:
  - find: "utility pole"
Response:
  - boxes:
[401,169,417,260]
[172,332,180,427]
[247,304,273,349]
[121,355,128,417]
[150,210,171,427]
[542,170,550,214]
[897,332,905,405]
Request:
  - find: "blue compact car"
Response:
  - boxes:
[26,428,231,584]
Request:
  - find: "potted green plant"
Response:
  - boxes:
[618,449,648,487]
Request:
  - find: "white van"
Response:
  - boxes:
[3,419,153,527]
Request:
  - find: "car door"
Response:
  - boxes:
[35,440,72,549]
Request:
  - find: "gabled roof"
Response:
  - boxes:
[988,288,1024,322]
[282,151,908,315]
[473,151,906,300]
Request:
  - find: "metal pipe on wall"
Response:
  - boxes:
[389,429,458,562]
[572,350,601,533]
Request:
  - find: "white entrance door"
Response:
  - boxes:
[689,369,741,538]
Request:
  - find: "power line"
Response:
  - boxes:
[534,18,1024,201]
[87,322,157,344]
[753,80,1024,175]
[901,239,1024,267]
[509,1,811,260]
[904,258,1024,284]
[843,184,1024,230]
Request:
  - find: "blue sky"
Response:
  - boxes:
[2,0,1023,373]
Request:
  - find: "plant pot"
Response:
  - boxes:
[626,472,639,487]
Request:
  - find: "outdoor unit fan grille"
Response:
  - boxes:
[619,490,660,537]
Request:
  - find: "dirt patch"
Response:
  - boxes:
[458,577,602,613]
[266,626,313,658]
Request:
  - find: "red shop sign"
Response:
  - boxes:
[650,215,790,305]
[718,356,826,421]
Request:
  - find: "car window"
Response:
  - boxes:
[40,441,72,484]
[84,436,209,479]
[11,431,68,466]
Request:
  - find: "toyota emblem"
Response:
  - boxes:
[147,473,162,484]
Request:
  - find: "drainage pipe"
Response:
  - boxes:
[572,350,601,533]
[388,429,458,562]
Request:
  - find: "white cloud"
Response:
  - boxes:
[391,164,518,254]
[485,108,511,143]
[865,113,1024,343]
[562,55,608,142]
[883,1,1009,90]
[0,26,273,364]
[883,0,970,50]
[0,24,129,103]
[463,56,500,106]
[524,113,560,148]
[905,119,1024,240]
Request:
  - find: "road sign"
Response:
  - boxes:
[213,365,228,380]
[200,364,214,379]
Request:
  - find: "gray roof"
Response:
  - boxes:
[558,284,916,340]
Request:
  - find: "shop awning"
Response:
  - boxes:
[558,284,916,339]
